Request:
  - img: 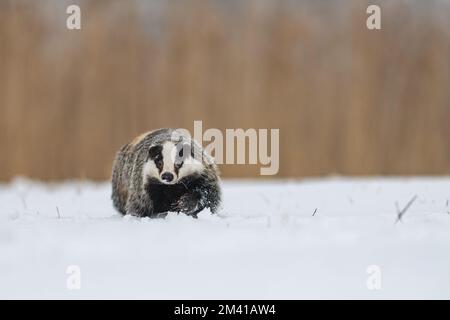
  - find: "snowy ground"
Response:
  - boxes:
[0,177,449,299]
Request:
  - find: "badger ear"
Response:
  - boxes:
[148,145,162,159]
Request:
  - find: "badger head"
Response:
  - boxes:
[143,140,204,185]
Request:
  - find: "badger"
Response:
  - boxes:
[111,128,221,218]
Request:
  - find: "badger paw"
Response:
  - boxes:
[173,193,204,218]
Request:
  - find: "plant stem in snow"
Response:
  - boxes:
[395,195,418,224]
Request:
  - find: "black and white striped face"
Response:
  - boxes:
[143,141,204,184]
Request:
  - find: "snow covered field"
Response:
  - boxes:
[0,177,449,299]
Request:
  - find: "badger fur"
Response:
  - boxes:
[111,128,221,218]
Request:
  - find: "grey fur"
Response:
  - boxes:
[111,128,221,218]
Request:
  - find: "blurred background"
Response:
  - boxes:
[1,0,449,181]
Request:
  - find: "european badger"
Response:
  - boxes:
[111,128,221,218]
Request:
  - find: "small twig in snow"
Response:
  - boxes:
[395,195,418,224]
[56,206,61,219]
[312,208,318,216]
[259,193,271,206]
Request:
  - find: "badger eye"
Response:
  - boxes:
[175,161,183,169]
[155,159,163,168]
[178,148,184,158]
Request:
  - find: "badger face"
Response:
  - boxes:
[143,141,204,185]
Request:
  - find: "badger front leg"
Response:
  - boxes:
[174,176,222,217]
[173,191,205,218]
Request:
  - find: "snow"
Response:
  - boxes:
[0,177,449,299]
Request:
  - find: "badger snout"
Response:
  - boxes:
[161,172,174,183]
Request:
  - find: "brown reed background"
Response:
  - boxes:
[1,0,450,181]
